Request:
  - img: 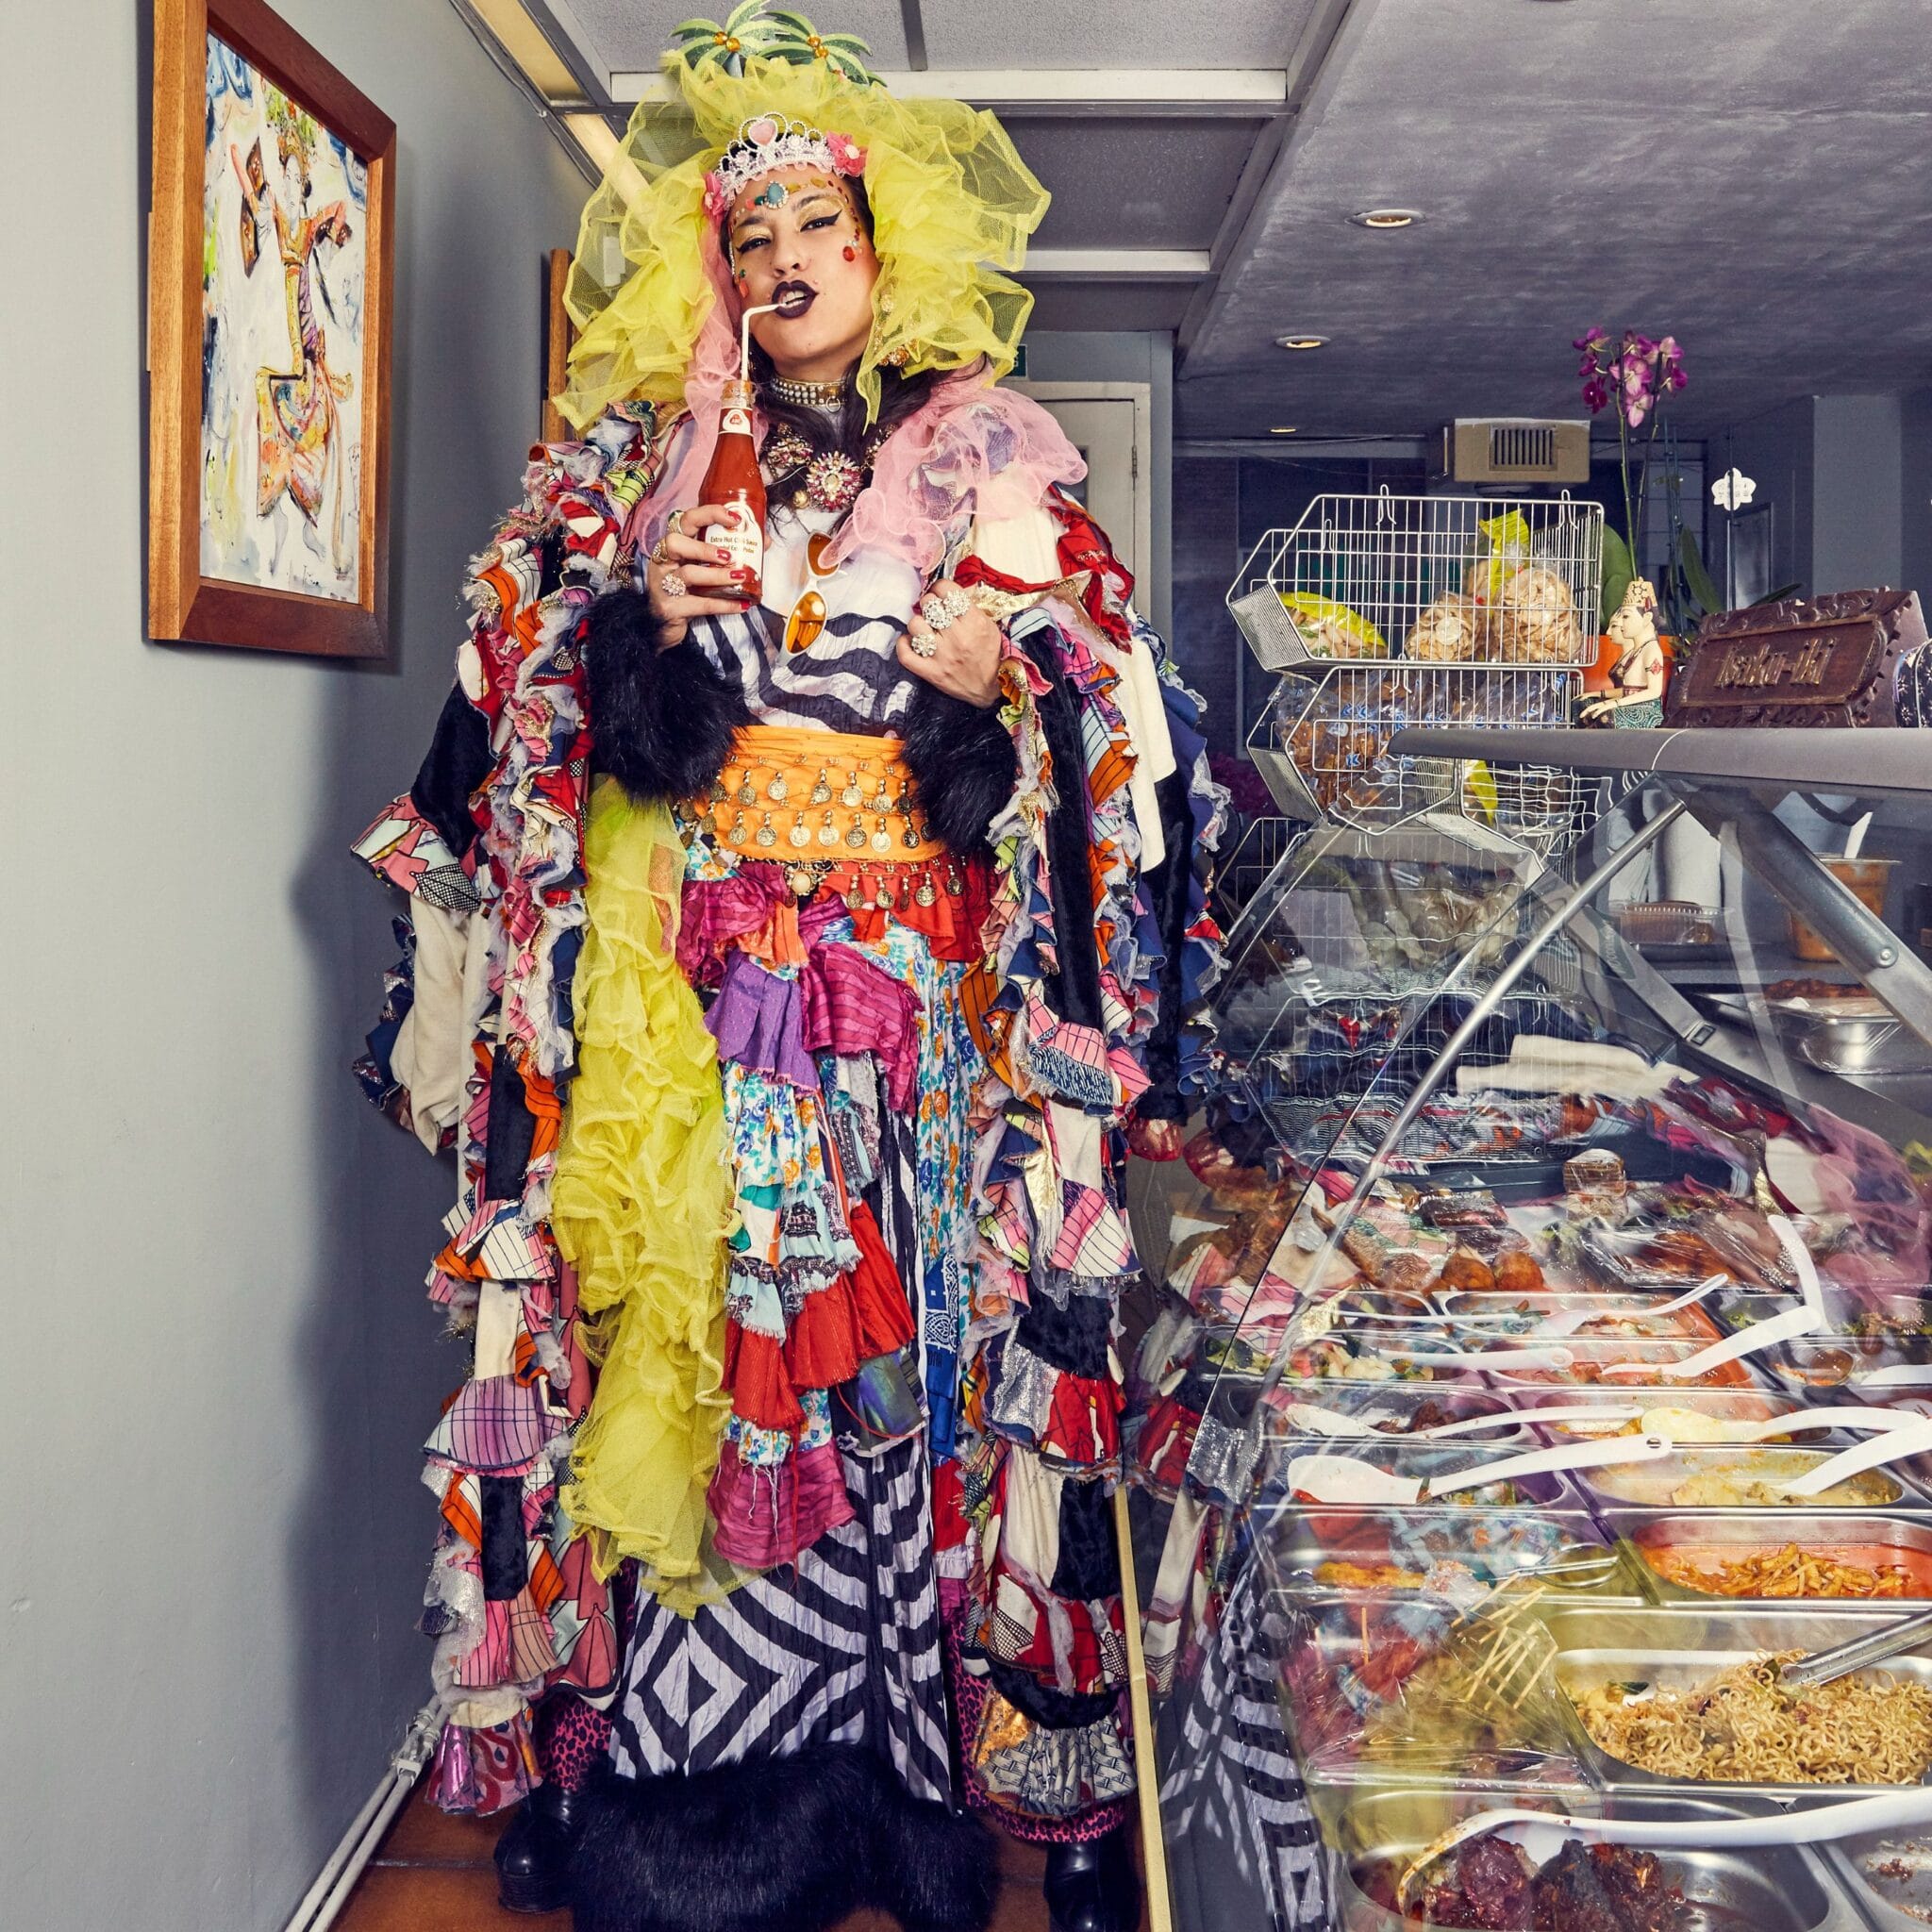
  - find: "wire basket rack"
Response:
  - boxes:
[1249,662,1596,853]
[1229,490,1604,671]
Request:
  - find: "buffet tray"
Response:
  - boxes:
[1602,1509,1932,1606]
[1267,1384,1535,1446]
[1328,1785,1867,1932]
[1565,1441,1932,1512]
[1544,1605,1932,1804]
[1824,1828,1932,1932]
[1708,990,1932,1075]
[1519,1387,1840,1443]
[1259,1506,1642,1603]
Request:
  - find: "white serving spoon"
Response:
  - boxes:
[1773,1412,1932,1498]
[1285,1432,1672,1506]
[1282,1402,1636,1442]
[1854,1364,1932,1390]
[1397,1787,1932,1907]
[1640,1403,1924,1445]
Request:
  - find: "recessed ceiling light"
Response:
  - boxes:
[1275,334,1328,351]
[1351,208,1423,230]
[1270,425,1299,435]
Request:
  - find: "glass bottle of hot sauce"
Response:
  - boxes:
[699,377,766,602]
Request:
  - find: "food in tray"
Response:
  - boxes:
[1763,976,1885,1012]
[1564,1148,1629,1218]
[1417,1186,1509,1232]
[1437,1246,1500,1292]
[1358,1838,1694,1932]
[1282,1336,1453,1381]
[1580,1223,1734,1291]
[1574,1650,1932,1784]
[1585,1446,1905,1508]
[1314,1558,1431,1591]
[1643,1541,1917,1600]
[1500,1344,1753,1391]
[1289,1512,1611,1597]
[1493,1251,1546,1295]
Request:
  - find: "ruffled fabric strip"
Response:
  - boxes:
[552,778,735,1605]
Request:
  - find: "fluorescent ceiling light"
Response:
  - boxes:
[1351,208,1423,229]
[467,0,582,101]
[1270,425,1298,435]
[1276,334,1327,350]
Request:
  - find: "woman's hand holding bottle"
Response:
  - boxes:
[645,504,758,647]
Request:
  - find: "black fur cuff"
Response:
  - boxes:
[583,587,749,805]
[899,677,1019,858]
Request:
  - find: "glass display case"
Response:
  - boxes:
[1124,726,1932,1932]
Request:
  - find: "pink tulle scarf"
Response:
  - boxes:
[630,238,1085,577]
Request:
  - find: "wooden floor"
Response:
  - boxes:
[335,1787,1064,1931]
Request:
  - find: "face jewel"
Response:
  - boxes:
[841,774,862,808]
[767,772,789,803]
[736,774,758,807]
[809,768,831,806]
[916,878,937,908]
[789,818,811,848]
[845,820,868,850]
[872,820,891,853]
[756,815,777,847]
[817,813,840,847]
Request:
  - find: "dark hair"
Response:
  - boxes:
[733,173,942,465]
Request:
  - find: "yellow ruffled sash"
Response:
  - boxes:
[555,778,734,1612]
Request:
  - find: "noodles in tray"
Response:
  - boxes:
[1647,1542,1915,1601]
[1575,1650,1932,1784]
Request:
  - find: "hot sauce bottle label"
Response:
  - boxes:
[704,508,763,586]
[721,404,753,438]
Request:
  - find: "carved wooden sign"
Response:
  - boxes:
[1665,589,1927,726]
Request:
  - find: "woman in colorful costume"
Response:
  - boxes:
[354,9,1224,1926]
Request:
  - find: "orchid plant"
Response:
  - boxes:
[1574,326,1717,629]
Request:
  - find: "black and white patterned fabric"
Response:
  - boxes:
[690,491,934,734]
[608,1435,952,1804]
[1157,1564,1329,1932]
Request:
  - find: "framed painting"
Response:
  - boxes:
[148,0,395,657]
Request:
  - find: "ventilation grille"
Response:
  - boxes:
[1440,419,1590,485]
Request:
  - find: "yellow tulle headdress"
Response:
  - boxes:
[558,1,1050,430]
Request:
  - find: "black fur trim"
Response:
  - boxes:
[899,676,1018,858]
[568,1746,999,1932]
[409,683,493,862]
[582,588,750,805]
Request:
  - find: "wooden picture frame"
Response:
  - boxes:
[541,246,575,446]
[148,0,395,657]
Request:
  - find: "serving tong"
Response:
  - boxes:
[1285,1432,1674,1506]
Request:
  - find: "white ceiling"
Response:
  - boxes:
[485,0,1932,441]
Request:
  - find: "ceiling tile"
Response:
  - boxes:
[922,0,1316,71]
[1016,119,1258,249]
[1021,280,1195,332]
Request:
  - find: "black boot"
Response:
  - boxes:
[1043,1826,1140,1932]
[494,1781,591,1915]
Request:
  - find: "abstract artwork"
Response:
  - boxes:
[201,36,367,602]
[149,0,394,656]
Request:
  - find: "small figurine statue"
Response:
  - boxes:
[1578,575,1666,726]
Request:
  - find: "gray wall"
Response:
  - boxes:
[2,5,585,1927]
[1709,393,1910,602]
[1020,329,1174,636]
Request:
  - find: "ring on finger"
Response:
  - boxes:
[666,509,687,539]
[918,587,971,631]
[650,534,674,564]
[661,568,687,600]
[906,624,937,658]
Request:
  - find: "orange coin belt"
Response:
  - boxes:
[700,723,951,869]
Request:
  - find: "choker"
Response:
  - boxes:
[763,374,850,408]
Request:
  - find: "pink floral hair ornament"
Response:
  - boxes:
[703,114,868,218]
